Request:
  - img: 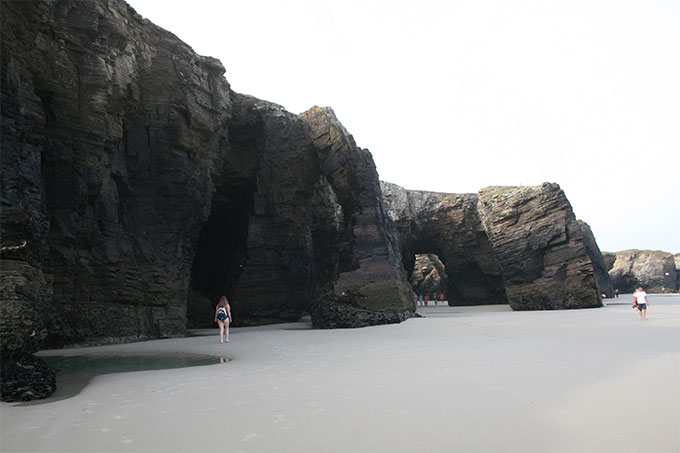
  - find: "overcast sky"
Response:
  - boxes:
[129,0,678,254]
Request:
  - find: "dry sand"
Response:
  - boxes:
[1,294,678,452]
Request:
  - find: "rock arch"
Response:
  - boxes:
[381,183,507,306]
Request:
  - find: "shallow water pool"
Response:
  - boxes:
[43,353,227,374]
[23,353,228,404]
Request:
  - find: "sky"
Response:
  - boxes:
[129,0,679,254]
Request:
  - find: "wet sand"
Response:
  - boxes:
[1,294,678,452]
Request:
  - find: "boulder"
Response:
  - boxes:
[0,356,56,402]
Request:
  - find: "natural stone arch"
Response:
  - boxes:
[381,183,507,306]
[410,254,449,301]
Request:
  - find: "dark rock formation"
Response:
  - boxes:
[602,252,617,272]
[477,184,601,310]
[383,182,602,310]
[0,356,56,402]
[579,221,615,298]
[381,182,507,306]
[311,295,411,329]
[410,254,448,299]
[0,0,413,389]
[607,250,678,293]
[1,0,610,400]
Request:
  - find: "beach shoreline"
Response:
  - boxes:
[1,294,678,452]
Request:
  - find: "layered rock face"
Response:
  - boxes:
[382,182,602,310]
[579,221,615,298]
[1,0,413,374]
[2,0,233,352]
[1,0,609,401]
[606,250,678,293]
[381,183,507,306]
[477,184,601,310]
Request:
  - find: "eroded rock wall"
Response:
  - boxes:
[1,0,232,350]
[607,250,678,293]
[1,0,414,370]
[382,182,603,310]
[477,184,601,310]
[579,221,615,298]
[381,182,507,306]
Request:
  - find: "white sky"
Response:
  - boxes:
[129,0,679,254]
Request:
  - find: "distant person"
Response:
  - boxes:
[418,294,423,306]
[615,289,619,298]
[214,296,232,343]
[633,287,648,320]
[424,295,429,306]
[440,294,444,303]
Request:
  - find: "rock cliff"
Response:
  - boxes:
[1,0,412,371]
[606,250,678,293]
[477,184,601,310]
[579,221,615,298]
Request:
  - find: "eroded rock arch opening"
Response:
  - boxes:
[186,182,251,328]
[186,109,264,328]
[404,240,507,307]
[410,254,449,303]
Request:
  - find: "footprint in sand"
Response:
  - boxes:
[241,433,259,442]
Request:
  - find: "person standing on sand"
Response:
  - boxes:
[633,286,648,320]
[214,296,232,343]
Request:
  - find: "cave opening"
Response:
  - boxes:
[410,253,449,305]
[186,182,251,328]
[403,235,508,307]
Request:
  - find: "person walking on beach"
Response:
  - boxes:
[633,286,648,320]
[214,296,232,343]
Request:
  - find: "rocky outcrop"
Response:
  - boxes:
[477,184,601,310]
[1,0,413,398]
[381,182,603,310]
[602,252,617,272]
[0,356,56,402]
[381,182,507,306]
[410,254,448,299]
[607,250,678,293]
[579,221,615,298]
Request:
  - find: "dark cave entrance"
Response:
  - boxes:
[187,183,251,328]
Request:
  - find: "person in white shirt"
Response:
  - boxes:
[633,286,648,320]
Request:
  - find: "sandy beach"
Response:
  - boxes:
[1,294,678,452]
